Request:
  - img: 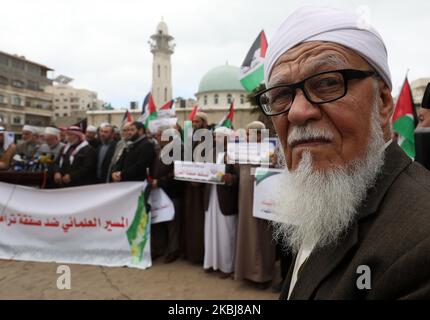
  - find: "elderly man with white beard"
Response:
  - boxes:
[256,6,430,299]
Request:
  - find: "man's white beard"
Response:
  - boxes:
[272,103,386,253]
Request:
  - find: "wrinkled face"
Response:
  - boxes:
[22,130,33,142]
[99,126,113,143]
[417,108,430,129]
[269,42,392,172]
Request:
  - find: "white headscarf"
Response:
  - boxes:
[264,6,392,90]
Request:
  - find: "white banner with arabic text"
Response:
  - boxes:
[0,182,152,269]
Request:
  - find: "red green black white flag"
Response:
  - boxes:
[392,77,416,158]
[239,30,268,92]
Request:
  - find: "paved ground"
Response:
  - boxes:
[0,258,280,300]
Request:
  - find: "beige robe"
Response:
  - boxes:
[234,164,276,283]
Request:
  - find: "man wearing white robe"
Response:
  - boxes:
[203,127,239,277]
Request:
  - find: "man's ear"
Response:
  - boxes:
[377,80,394,131]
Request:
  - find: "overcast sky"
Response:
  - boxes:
[1,0,429,108]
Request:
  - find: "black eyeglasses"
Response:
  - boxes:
[255,69,376,116]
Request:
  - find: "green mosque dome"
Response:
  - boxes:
[197,64,246,94]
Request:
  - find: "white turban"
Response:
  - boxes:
[264,6,392,90]
[246,121,266,130]
[44,127,60,136]
[214,126,232,137]
[22,125,37,134]
[86,125,97,133]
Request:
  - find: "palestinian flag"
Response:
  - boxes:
[239,30,268,92]
[392,78,417,158]
[217,100,234,128]
[121,109,133,128]
[138,93,157,128]
[140,93,150,115]
[188,105,201,121]
[160,99,174,110]
[158,99,176,118]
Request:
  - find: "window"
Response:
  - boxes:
[12,95,21,106]
[0,55,8,66]
[11,59,25,70]
[27,80,39,91]
[55,99,60,102]
[63,113,68,117]
[63,99,68,102]
[214,94,219,105]
[240,94,245,104]
[157,65,160,78]
[55,113,59,117]
[0,95,4,104]
[0,114,6,124]
[63,106,68,109]
[27,64,41,75]
[0,76,7,85]
[227,94,232,104]
[12,80,25,88]
[13,116,23,124]
[204,95,208,105]
[55,106,60,109]
[164,87,167,102]
[165,66,167,79]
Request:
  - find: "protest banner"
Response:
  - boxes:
[174,161,225,184]
[148,187,175,223]
[252,167,284,222]
[0,181,152,269]
[227,138,277,165]
[148,117,178,134]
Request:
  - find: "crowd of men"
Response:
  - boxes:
[0,114,289,292]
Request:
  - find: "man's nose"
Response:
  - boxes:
[287,89,322,126]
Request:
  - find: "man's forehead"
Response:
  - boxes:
[269,42,369,85]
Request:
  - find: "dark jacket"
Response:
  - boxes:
[281,143,430,300]
[203,157,239,216]
[114,135,155,182]
[54,143,97,187]
[96,140,117,183]
[151,147,184,199]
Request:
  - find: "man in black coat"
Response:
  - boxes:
[150,127,184,263]
[53,126,96,188]
[111,121,155,182]
[96,124,117,183]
